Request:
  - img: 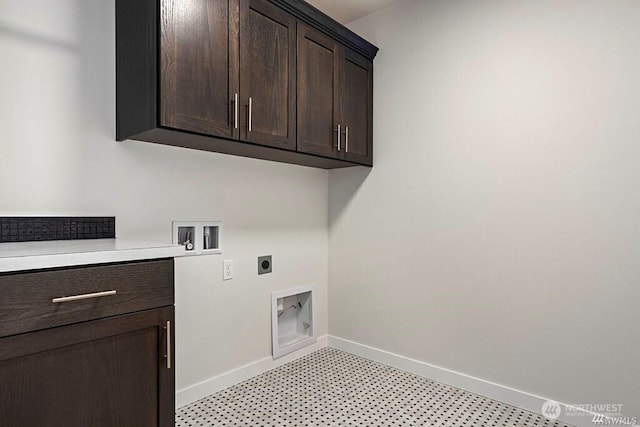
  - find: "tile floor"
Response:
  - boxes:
[176,348,573,427]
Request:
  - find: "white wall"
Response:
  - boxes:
[4,0,639,417]
[330,0,640,418]
[0,0,328,396]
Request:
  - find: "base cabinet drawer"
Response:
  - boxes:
[0,259,174,338]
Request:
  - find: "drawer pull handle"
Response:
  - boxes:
[52,290,117,303]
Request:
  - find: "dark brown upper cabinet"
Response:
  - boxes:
[239,0,296,149]
[160,0,240,140]
[297,24,340,159]
[116,0,377,169]
[297,24,373,166]
[339,48,373,165]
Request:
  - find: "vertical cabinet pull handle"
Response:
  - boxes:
[248,97,253,132]
[165,320,171,369]
[234,93,238,130]
[344,126,349,153]
[336,124,341,151]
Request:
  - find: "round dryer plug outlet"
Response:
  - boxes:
[258,255,272,275]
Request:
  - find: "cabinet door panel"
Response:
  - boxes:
[340,49,373,165]
[297,24,339,157]
[0,308,174,427]
[161,0,239,138]
[240,0,296,149]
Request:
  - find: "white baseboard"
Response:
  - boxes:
[328,336,621,427]
[176,335,328,408]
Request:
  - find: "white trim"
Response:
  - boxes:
[328,336,628,427]
[176,335,328,408]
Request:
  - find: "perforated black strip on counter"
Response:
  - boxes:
[0,217,116,243]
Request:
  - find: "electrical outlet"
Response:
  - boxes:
[223,259,233,281]
[258,255,272,275]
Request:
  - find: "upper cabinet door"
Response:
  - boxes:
[297,24,340,158]
[239,0,296,150]
[340,48,373,166]
[160,0,240,139]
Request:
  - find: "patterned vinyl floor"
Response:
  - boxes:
[176,348,573,427]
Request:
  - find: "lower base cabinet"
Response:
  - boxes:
[0,260,176,427]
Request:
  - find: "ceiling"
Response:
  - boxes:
[304,0,399,24]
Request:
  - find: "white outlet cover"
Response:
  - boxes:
[223,259,233,281]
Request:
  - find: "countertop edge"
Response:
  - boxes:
[0,244,185,273]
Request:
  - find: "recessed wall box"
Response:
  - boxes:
[271,285,316,359]
[172,221,222,255]
[200,222,221,254]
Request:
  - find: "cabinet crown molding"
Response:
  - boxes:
[268,0,379,61]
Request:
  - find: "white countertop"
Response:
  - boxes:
[0,239,185,273]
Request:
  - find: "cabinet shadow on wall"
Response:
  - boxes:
[328,166,371,226]
[0,23,78,52]
[78,0,115,139]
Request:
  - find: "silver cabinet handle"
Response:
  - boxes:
[336,124,341,151]
[52,290,117,303]
[165,320,171,369]
[344,126,349,153]
[248,97,253,132]
[234,93,238,130]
